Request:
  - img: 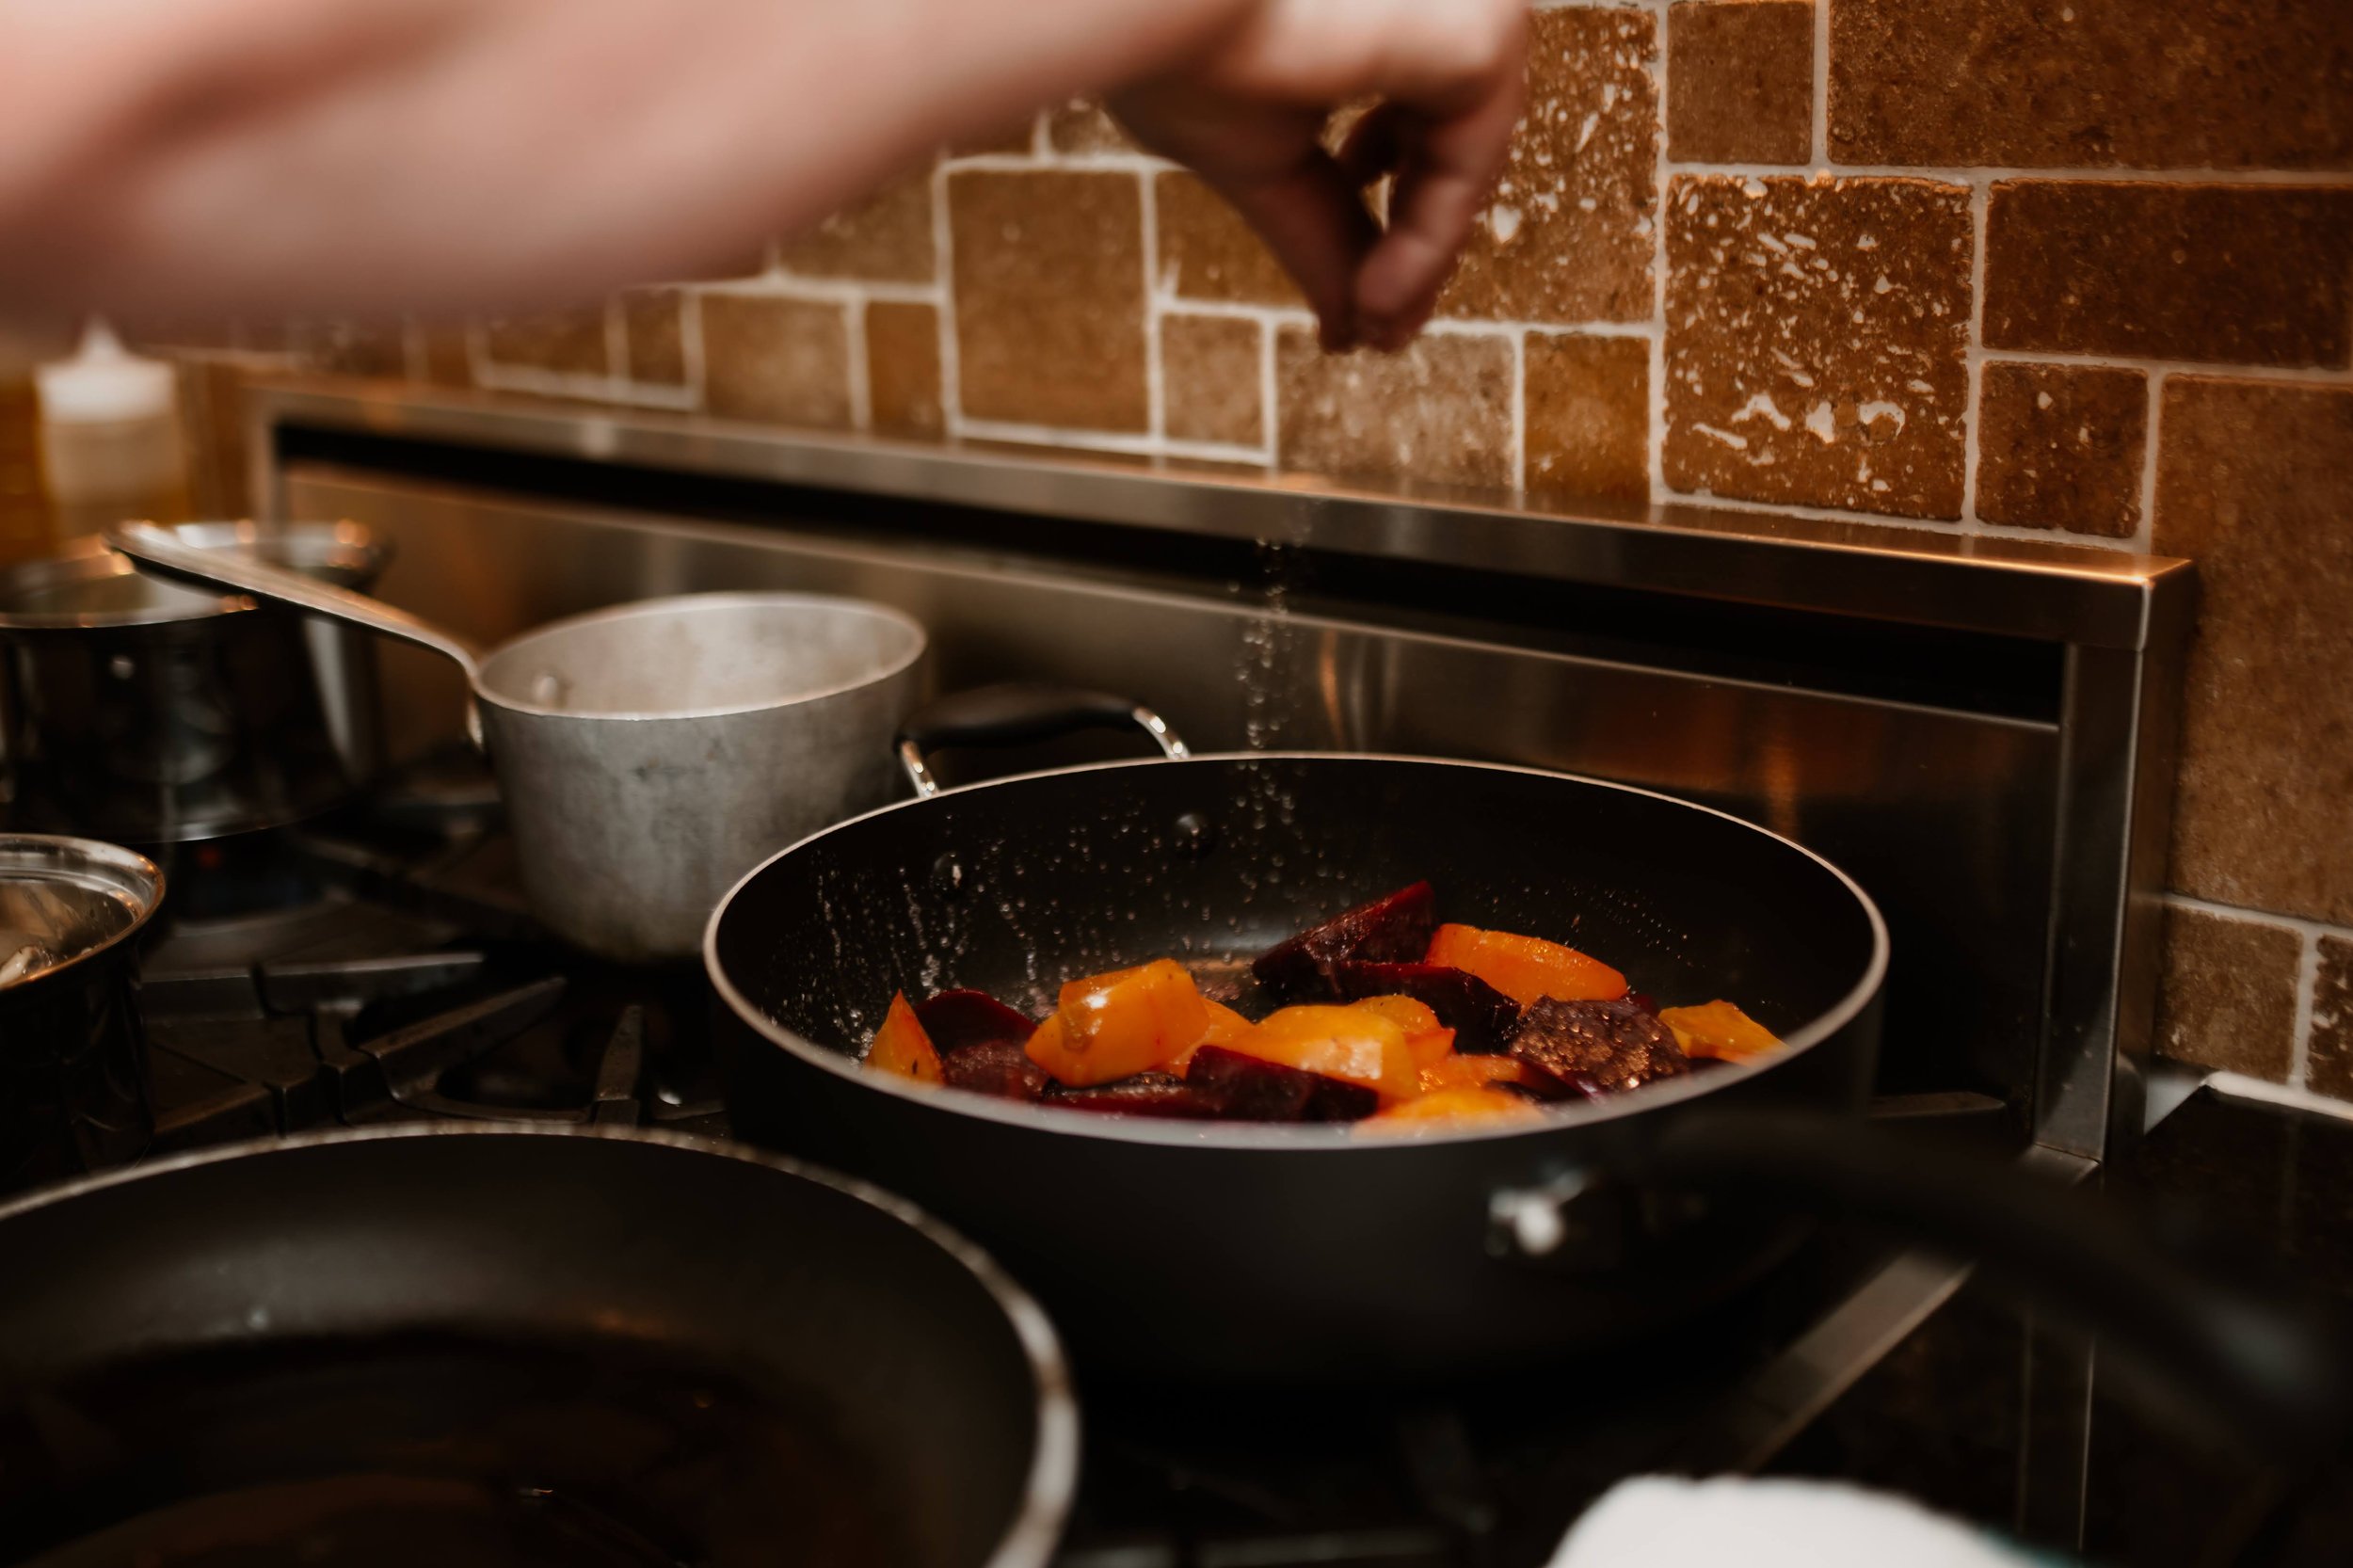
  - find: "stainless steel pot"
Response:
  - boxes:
[0,833,165,1192]
[0,522,390,842]
[110,522,927,963]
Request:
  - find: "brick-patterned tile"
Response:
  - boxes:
[1155,170,1301,307]
[1162,314,1262,447]
[864,300,943,439]
[1974,362,2145,537]
[951,171,1149,431]
[1439,7,1657,325]
[1274,328,1513,488]
[2153,904,2301,1081]
[1831,0,2353,170]
[2310,936,2353,1101]
[289,319,408,379]
[1663,175,1971,519]
[2155,377,2353,925]
[619,290,685,386]
[482,308,607,375]
[1048,100,1133,154]
[1984,183,2353,368]
[416,326,472,388]
[699,294,852,429]
[950,119,1035,156]
[1668,1,1814,166]
[776,171,936,284]
[1525,333,1651,504]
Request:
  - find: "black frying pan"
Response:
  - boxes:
[0,1126,1074,1568]
[709,687,2342,1460]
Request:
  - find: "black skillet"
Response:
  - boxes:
[708,685,2342,1459]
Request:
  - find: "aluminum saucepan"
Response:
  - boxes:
[0,523,389,842]
[109,521,925,962]
[0,1124,1075,1568]
[0,832,164,1191]
[709,684,2343,1462]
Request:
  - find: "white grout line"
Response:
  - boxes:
[1257,316,1278,463]
[1977,345,2353,384]
[1663,160,2353,187]
[2165,892,2353,944]
[931,162,965,431]
[1649,24,1673,509]
[1961,184,1990,531]
[1140,170,1165,443]
[2131,371,2165,551]
[843,295,872,433]
[603,296,630,391]
[1028,108,1051,159]
[471,360,697,411]
[400,319,428,384]
[1811,0,1831,166]
[709,273,941,307]
[1654,482,2141,548]
[942,151,1171,175]
[1510,330,1528,492]
[2202,1071,2353,1123]
[1149,296,1314,327]
[2291,929,2323,1090]
[679,289,707,411]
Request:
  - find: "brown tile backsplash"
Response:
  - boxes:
[1663,174,1972,519]
[698,293,851,428]
[482,308,609,376]
[2154,904,2302,1081]
[864,300,944,439]
[1154,170,1302,308]
[1831,0,2353,170]
[1274,328,1513,488]
[1525,333,1651,504]
[1161,314,1263,448]
[1973,362,2145,538]
[950,170,1149,431]
[2155,376,2353,927]
[1668,1,1815,167]
[1439,6,1657,325]
[2311,937,2353,1100]
[223,0,2353,1105]
[1984,182,2353,367]
[619,290,686,386]
[776,171,936,284]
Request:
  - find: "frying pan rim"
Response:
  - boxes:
[0,1121,1078,1568]
[704,751,1892,1152]
[472,590,928,723]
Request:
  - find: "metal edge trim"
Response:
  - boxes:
[0,1121,1080,1568]
[701,751,1894,1155]
[0,836,168,993]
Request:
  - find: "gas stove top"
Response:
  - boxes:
[91,754,2329,1568]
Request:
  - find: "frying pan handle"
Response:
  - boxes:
[1491,1108,2348,1465]
[894,683,1189,797]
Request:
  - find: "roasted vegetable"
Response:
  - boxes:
[1658,1000,1782,1063]
[1331,961,1521,1053]
[1509,998,1689,1097]
[940,1038,1051,1101]
[1416,1053,1548,1096]
[1362,1086,1542,1129]
[1185,1044,1379,1121]
[1174,999,1255,1074]
[1253,882,1435,996]
[1426,924,1626,1007]
[866,992,944,1084]
[1046,1072,1225,1118]
[915,988,1036,1053]
[1027,958,1209,1086]
[1223,1003,1420,1102]
[1350,995,1456,1067]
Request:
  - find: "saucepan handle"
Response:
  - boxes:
[1490,1107,2347,1467]
[895,683,1189,797]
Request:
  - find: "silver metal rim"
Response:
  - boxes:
[472,590,928,723]
[705,751,1893,1154]
[0,1121,1080,1568]
[0,522,386,630]
[0,833,167,987]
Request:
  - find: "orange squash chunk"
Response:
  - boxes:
[1350,995,1456,1067]
[1417,1053,1544,1096]
[1363,1086,1541,1130]
[1026,958,1209,1086]
[1171,999,1254,1074]
[1658,1000,1781,1062]
[1425,923,1626,1007]
[866,992,943,1083]
[1224,1004,1419,1102]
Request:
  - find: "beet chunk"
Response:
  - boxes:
[940,1038,1050,1101]
[1253,882,1436,997]
[1331,962,1522,1053]
[1509,998,1690,1099]
[1046,1072,1225,1118]
[1185,1045,1380,1123]
[916,988,1036,1054]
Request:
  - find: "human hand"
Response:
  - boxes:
[1111,0,1526,354]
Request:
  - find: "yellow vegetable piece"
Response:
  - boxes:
[1658,1000,1781,1062]
[866,992,943,1083]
